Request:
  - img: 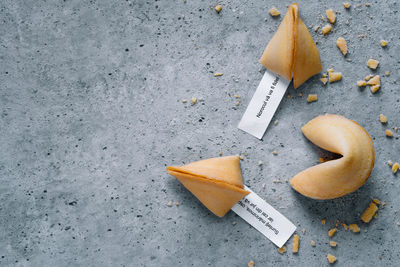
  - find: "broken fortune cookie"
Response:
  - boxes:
[290,114,375,199]
[167,156,250,217]
[260,3,322,89]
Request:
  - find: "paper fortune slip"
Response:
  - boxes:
[231,186,296,248]
[238,70,290,139]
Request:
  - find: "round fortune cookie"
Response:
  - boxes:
[290,114,375,199]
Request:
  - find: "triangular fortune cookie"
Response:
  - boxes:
[167,156,250,217]
[260,3,322,89]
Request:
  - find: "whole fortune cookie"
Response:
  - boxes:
[290,114,375,199]
[167,156,250,217]
[260,3,322,89]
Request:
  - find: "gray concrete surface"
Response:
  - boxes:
[0,0,399,266]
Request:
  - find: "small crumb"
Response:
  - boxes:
[182,99,188,103]
[319,157,326,163]
[367,59,379,70]
[395,127,398,132]
[215,5,222,13]
[298,93,303,97]
[365,2,371,7]
[191,97,197,105]
[385,71,390,76]
[392,162,399,174]
[336,37,347,55]
[307,94,318,103]
[348,224,360,233]
[301,228,306,234]
[272,150,278,155]
[214,72,223,77]
[326,9,336,23]
[342,223,348,230]
[385,129,393,137]
[321,218,327,225]
[361,202,378,223]
[320,77,328,85]
[314,25,320,32]
[327,254,337,264]
[248,260,254,267]
[380,40,388,47]
[329,72,342,83]
[292,234,300,253]
[328,228,337,237]
[167,201,173,207]
[262,183,266,189]
[278,246,286,254]
[235,100,241,106]
[370,85,380,93]
[343,2,351,9]
[329,241,338,247]
[366,75,380,86]
[357,80,367,87]
[311,240,316,247]
[269,7,280,17]
[239,155,244,160]
[379,114,388,123]
[388,161,393,167]
[234,94,239,98]
[219,151,223,156]
[175,201,180,206]
[232,221,237,225]
[258,160,263,166]
[321,24,333,35]
[274,119,279,125]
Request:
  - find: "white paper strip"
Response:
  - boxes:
[231,185,296,248]
[238,70,290,139]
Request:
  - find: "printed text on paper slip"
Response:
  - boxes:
[231,186,296,248]
[238,70,291,139]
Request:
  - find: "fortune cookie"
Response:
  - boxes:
[290,114,375,199]
[260,3,322,89]
[167,156,250,217]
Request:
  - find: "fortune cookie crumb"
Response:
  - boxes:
[278,246,286,254]
[379,114,387,123]
[327,254,337,264]
[326,9,336,24]
[367,59,379,70]
[328,228,337,237]
[269,7,280,17]
[336,37,347,55]
[322,24,333,35]
[307,94,318,103]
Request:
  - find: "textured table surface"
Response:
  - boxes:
[1,0,399,266]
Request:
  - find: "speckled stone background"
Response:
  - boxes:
[0,0,399,266]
